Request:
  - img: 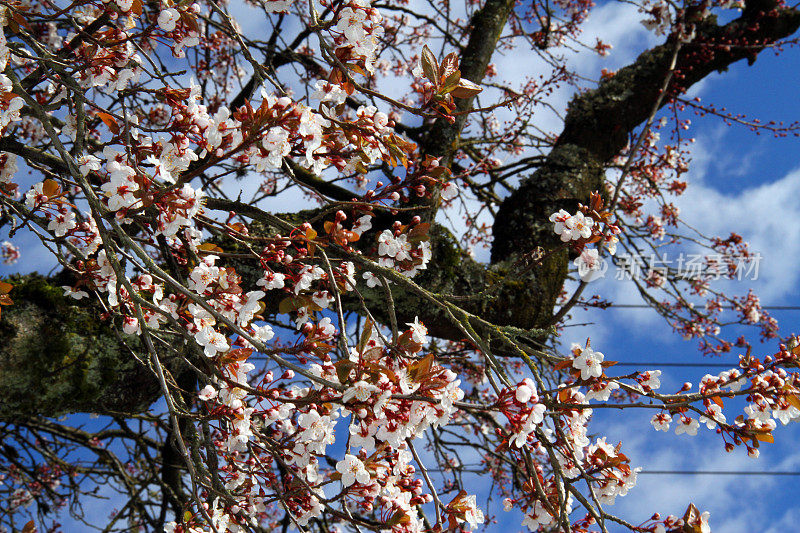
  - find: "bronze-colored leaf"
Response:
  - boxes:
[42,178,61,198]
[787,394,800,411]
[451,78,482,98]
[198,242,223,253]
[387,510,410,527]
[357,319,374,353]
[754,431,774,443]
[96,112,120,135]
[421,45,439,85]
[408,353,434,382]
[334,360,356,383]
[439,69,461,95]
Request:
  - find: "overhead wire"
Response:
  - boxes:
[639,470,800,476]
[425,467,800,476]
[612,362,738,367]
[595,304,800,310]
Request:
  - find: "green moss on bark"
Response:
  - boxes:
[0,275,158,419]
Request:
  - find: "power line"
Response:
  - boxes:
[639,470,800,476]
[613,362,736,368]
[427,468,800,477]
[598,304,800,310]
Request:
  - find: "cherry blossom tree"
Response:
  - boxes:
[0,0,798,531]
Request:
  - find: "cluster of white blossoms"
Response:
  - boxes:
[0,74,23,133]
[65,21,143,89]
[154,2,201,57]
[100,147,142,211]
[199,360,267,453]
[184,84,338,176]
[295,107,332,174]
[376,227,432,278]
[351,105,393,164]
[310,80,348,107]
[550,208,620,282]
[588,437,642,505]
[0,19,23,184]
[186,255,268,346]
[333,0,385,73]
[509,379,548,448]
[2,2,757,530]
[497,336,662,531]
[571,342,605,380]
[154,183,205,240]
[177,316,479,533]
[643,361,800,464]
[549,209,594,242]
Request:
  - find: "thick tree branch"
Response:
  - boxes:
[416,0,517,220]
[491,6,800,263]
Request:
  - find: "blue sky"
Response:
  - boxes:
[4,1,800,530]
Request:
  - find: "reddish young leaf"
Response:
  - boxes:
[439,52,459,79]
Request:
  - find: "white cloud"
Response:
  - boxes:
[677,156,800,302]
[765,507,800,533]
[570,2,659,73]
